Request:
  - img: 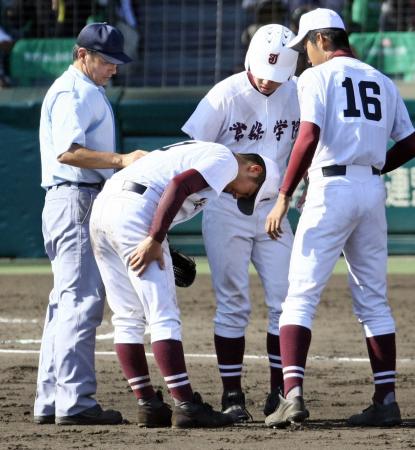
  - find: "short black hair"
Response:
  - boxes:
[236,153,267,185]
[72,44,80,61]
[308,28,350,51]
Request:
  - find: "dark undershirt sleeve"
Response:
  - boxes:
[149,168,210,243]
[381,132,415,174]
[279,122,320,196]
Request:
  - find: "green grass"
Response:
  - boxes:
[0,256,415,275]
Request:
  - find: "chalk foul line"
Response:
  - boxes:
[0,348,413,364]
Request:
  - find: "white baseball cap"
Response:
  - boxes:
[244,24,298,83]
[287,8,346,52]
[237,155,279,215]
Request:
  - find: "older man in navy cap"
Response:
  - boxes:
[34,23,147,426]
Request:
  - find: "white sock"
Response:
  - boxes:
[286,386,302,400]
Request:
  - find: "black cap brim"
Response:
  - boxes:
[236,154,267,216]
[237,191,258,216]
[97,51,132,65]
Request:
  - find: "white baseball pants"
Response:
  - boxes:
[90,180,182,344]
[203,194,293,338]
[280,166,395,338]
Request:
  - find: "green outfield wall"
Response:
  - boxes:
[0,86,415,257]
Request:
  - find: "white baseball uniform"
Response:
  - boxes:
[280,56,415,336]
[182,72,300,337]
[90,141,275,344]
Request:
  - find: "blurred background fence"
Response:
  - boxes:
[1,1,415,257]
[1,1,415,87]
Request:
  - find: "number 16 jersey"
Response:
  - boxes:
[298,56,414,170]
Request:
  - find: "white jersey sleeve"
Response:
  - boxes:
[182,86,226,141]
[388,81,415,142]
[191,145,238,195]
[297,69,325,128]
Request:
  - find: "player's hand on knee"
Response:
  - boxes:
[265,194,291,240]
[129,236,165,276]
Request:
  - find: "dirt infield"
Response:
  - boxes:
[0,272,414,449]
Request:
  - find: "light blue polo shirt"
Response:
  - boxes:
[39,65,116,189]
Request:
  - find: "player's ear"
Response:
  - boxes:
[319,33,331,51]
[248,163,263,175]
[77,47,88,61]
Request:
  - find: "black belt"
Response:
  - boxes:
[122,180,147,195]
[47,181,104,191]
[321,165,381,177]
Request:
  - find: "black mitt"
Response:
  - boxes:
[169,246,196,288]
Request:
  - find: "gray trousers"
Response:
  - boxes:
[34,185,105,417]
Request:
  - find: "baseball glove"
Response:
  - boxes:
[169,246,196,288]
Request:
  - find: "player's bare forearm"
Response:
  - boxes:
[265,193,291,240]
[58,144,148,169]
[129,236,165,276]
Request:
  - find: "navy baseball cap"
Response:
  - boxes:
[76,22,132,65]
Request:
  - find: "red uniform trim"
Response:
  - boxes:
[279,122,320,196]
[149,169,209,243]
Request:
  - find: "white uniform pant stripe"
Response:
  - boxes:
[167,379,190,389]
[164,372,188,382]
[220,371,242,377]
[284,373,304,380]
[269,362,282,369]
[374,370,396,378]
[131,381,152,390]
[283,366,305,373]
[218,364,243,370]
[374,378,396,384]
[128,375,150,383]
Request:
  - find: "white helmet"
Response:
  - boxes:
[244,24,298,83]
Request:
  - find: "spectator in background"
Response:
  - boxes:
[350,0,382,32]
[0,25,13,87]
[3,0,38,38]
[289,4,314,75]
[241,1,288,46]
[87,0,141,85]
[52,0,92,37]
[113,0,140,84]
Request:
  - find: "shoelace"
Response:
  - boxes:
[239,405,253,422]
[193,393,214,411]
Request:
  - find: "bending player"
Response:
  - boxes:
[89,140,280,428]
[182,24,300,421]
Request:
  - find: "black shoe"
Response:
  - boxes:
[263,389,281,416]
[172,392,235,428]
[265,394,309,428]
[33,414,55,425]
[137,390,172,427]
[221,389,253,423]
[56,404,123,425]
[347,401,402,427]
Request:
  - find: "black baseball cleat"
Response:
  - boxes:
[221,389,253,423]
[265,394,309,428]
[263,389,281,416]
[55,404,123,425]
[172,392,235,428]
[347,401,402,427]
[33,414,55,425]
[137,390,172,427]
